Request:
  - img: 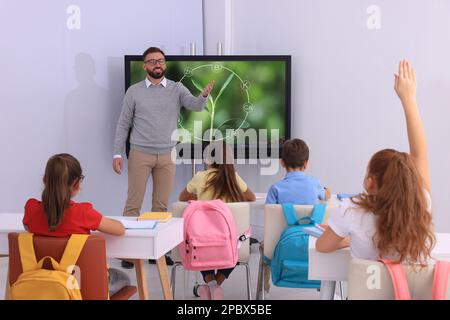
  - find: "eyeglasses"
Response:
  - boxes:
[144,59,166,66]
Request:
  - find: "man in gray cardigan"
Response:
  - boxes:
[113,47,213,220]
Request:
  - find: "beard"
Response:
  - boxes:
[147,67,165,79]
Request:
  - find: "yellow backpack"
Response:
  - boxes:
[10,233,88,300]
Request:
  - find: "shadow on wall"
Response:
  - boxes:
[63,52,122,213]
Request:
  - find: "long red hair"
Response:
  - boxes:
[352,149,435,265]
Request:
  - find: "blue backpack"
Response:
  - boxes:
[269,203,326,288]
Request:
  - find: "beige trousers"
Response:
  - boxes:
[123,149,176,217]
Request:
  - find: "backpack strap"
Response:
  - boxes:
[380,259,411,300]
[432,261,450,300]
[282,203,298,226]
[18,233,39,272]
[18,233,88,274]
[58,234,89,273]
[310,203,327,224]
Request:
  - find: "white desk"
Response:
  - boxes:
[0,213,183,300]
[308,233,450,299]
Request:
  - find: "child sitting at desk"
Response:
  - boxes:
[262,138,331,293]
[179,141,256,300]
[23,153,131,296]
[265,138,331,205]
[179,142,256,203]
[316,60,435,266]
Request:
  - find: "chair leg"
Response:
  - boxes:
[195,270,200,287]
[261,260,265,300]
[182,269,188,300]
[4,265,9,300]
[170,263,178,298]
[319,281,336,300]
[256,253,263,300]
[243,262,252,300]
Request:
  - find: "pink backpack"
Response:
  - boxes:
[179,199,249,271]
[381,259,450,300]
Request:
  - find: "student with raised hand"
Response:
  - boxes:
[23,153,130,296]
[316,60,435,266]
[178,141,255,300]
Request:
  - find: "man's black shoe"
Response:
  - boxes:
[148,255,174,266]
[121,260,135,269]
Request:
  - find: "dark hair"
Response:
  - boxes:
[204,142,245,203]
[142,47,166,61]
[41,154,83,231]
[281,138,309,169]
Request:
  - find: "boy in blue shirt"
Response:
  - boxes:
[266,138,331,204]
[260,139,330,296]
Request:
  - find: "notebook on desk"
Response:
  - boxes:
[138,211,172,222]
[118,218,157,229]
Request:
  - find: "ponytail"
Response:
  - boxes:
[41,154,82,231]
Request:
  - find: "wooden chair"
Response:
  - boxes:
[7,233,137,300]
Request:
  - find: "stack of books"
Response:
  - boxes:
[138,211,172,222]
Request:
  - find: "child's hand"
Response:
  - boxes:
[394,60,417,105]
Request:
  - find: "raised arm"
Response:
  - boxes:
[394,60,430,191]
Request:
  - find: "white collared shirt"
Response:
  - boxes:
[145,77,167,88]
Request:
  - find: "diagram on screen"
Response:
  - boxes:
[178,63,253,142]
[128,58,287,144]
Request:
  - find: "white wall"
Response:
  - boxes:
[203,0,450,232]
[0,0,203,215]
[2,0,449,234]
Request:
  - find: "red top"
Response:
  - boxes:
[23,198,103,237]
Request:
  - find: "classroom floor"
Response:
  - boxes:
[0,243,332,300]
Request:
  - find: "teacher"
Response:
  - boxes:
[112,47,213,267]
